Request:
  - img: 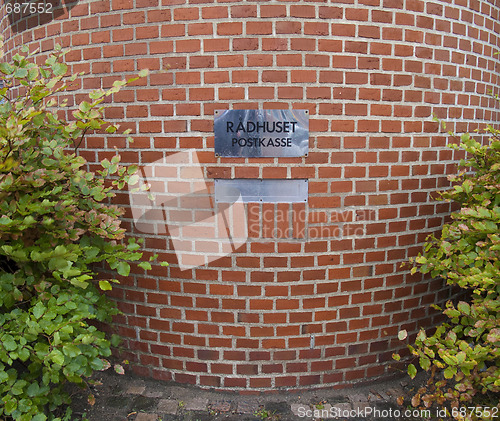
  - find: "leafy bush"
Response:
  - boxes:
[398,126,500,418]
[0,44,154,420]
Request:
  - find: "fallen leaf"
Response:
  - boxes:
[114,364,125,375]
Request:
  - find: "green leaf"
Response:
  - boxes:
[18,347,30,361]
[90,358,104,371]
[13,67,28,79]
[398,330,407,341]
[446,309,460,318]
[33,302,45,319]
[62,344,81,358]
[51,350,65,366]
[0,62,14,74]
[3,335,17,352]
[419,356,431,371]
[111,334,121,347]
[112,79,127,89]
[444,366,457,379]
[0,216,13,225]
[49,257,71,271]
[456,351,466,364]
[138,262,152,271]
[89,89,106,99]
[99,280,112,291]
[11,380,27,396]
[27,67,39,80]
[407,364,417,379]
[27,382,40,397]
[128,174,140,185]
[457,302,470,315]
[116,261,130,277]
[69,276,89,289]
[79,101,91,113]
[4,399,17,413]
[127,241,141,251]
[52,62,67,76]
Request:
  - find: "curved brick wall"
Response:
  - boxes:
[2,0,500,390]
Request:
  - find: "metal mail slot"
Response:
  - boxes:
[214,179,308,203]
[214,109,309,158]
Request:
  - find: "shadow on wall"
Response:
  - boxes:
[5,0,77,33]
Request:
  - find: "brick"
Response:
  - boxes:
[211,400,231,412]
[276,21,302,34]
[318,40,342,53]
[246,21,273,35]
[185,398,209,411]
[201,5,227,19]
[217,22,242,36]
[278,87,303,99]
[204,71,229,84]
[175,39,200,53]
[291,38,316,51]
[233,38,258,51]
[262,38,288,51]
[174,7,198,21]
[224,378,246,388]
[123,12,146,26]
[305,22,329,35]
[237,399,260,414]
[218,55,244,68]
[277,54,302,67]
[158,399,178,414]
[147,9,171,23]
[188,22,213,36]
[231,5,257,18]
[247,54,273,67]
[232,70,258,83]
[332,23,355,36]
[290,5,315,18]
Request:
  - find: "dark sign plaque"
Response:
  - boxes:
[214,109,309,158]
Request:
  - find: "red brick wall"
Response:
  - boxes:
[2,0,500,390]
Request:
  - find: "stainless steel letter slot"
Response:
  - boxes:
[214,179,308,203]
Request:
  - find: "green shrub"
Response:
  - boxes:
[398,125,500,418]
[0,44,155,420]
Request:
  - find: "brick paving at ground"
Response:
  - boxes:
[68,370,439,421]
